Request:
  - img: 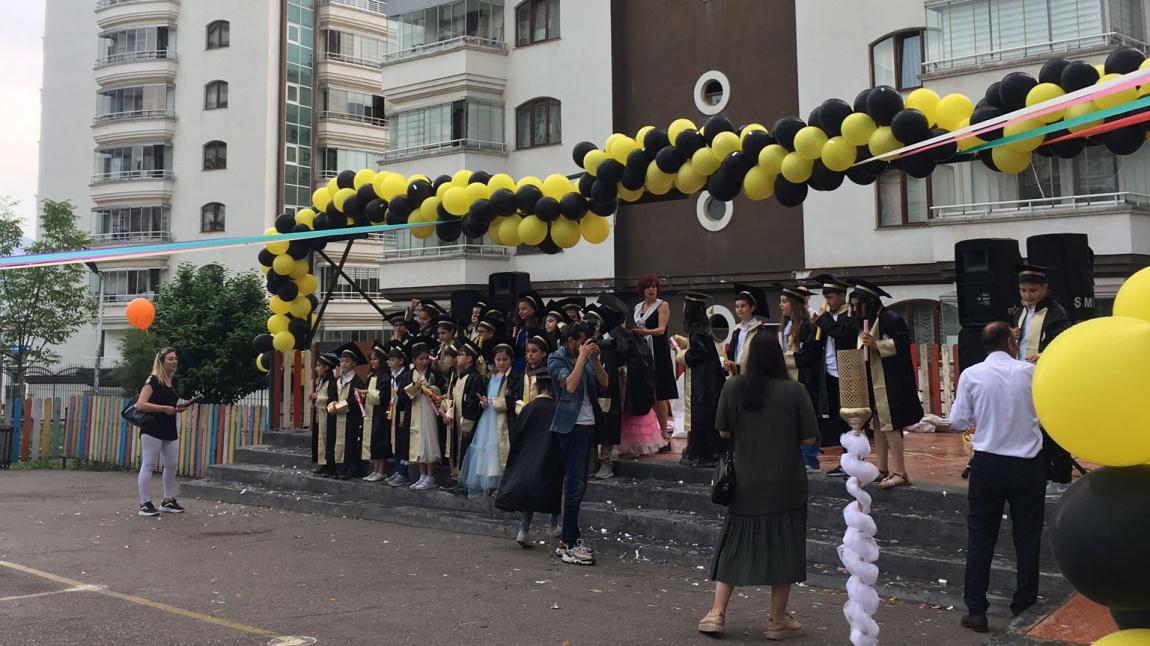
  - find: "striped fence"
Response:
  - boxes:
[7,395,266,478]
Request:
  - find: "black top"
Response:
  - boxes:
[642,303,679,401]
[141,375,178,441]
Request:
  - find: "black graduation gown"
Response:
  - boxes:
[684,327,727,461]
[792,318,823,406]
[1016,296,1072,355]
[502,369,523,433]
[813,308,858,407]
[451,367,485,460]
[332,373,365,466]
[388,367,413,461]
[865,308,925,431]
[598,325,643,445]
[623,328,656,416]
[311,377,335,463]
[365,370,389,460]
[494,396,563,515]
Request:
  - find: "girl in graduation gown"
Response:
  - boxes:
[403,341,445,490]
[384,344,413,486]
[679,292,727,468]
[780,288,823,471]
[359,343,389,481]
[310,353,338,475]
[459,342,515,496]
[445,339,484,491]
[512,292,543,374]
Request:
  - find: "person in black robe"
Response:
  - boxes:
[679,292,727,467]
[779,285,823,470]
[585,295,636,479]
[331,343,367,480]
[812,274,858,476]
[445,338,485,492]
[383,342,414,486]
[310,352,338,474]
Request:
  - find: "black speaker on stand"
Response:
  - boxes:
[488,272,531,318]
[954,238,1022,373]
[1026,233,1095,323]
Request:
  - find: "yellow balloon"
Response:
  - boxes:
[1002,120,1045,152]
[742,166,775,201]
[410,210,435,239]
[272,331,295,352]
[452,169,472,187]
[867,126,901,157]
[1140,58,1150,96]
[442,186,469,217]
[499,215,523,246]
[332,187,356,212]
[272,253,295,275]
[294,208,316,230]
[543,173,572,200]
[580,214,610,244]
[296,274,318,296]
[793,126,828,161]
[1094,63,1106,76]
[1114,267,1150,322]
[821,136,856,172]
[353,168,376,189]
[267,313,290,335]
[326,177,339,196]
[289,259,309,279]
[955,118,981,151]
[740,123,768,140]
[269,295,290,315]
[582,149,607,175]
[260,264,270,275]
[841,112,877,147]
[1033,316,1150,467]
[420,195,439,219]
[256,354,268,373]
[990,146,1032,174]
[648,178,673,195]
[1026,83,1066,123]
[289,297,312,319]
[488,216,506,246]
[488,173,516,192]
[758,144,788,175]
[435,181,451,199]
[618,186,644,202]
[518,215,548,246]
[646,160,673,188]
[692,147,722,175]
[668,118,697,142]
[710,131,742,160]
[311,187,332,211]
[1093,629,1150,646]
[409,173,429,183]
[780,152,813,183]
[603,133,624,152]
[516,175,543,190]
[635,125,655,144]
[265,228,289,256]
[465,181,490,203]
[1065,101,1103,133]
[936,93,975,131]
[1096,72,1138,110]
[905,88,941,126]
[374,173,407,200]
[675,161,707,194]
[607,135,639,163]
[550,218,580,248]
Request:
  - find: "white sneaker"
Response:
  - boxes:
[592,463,614,479]
[362,473,378,482]
[516,529,531,547]
[410,476,431,490]
[1045,482,1069,497]
[561,539,596,566]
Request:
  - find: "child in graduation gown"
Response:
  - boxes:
[383,343,413,487]
[404,341,445,490]
[310,352,338,476]
[445,338,484,491]
[329,343,367,479]
[459,341,515,497]
[359,343,389,482]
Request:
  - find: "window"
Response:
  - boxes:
[320,88,385,124]
[877,171,930,226]
[515,0,559,46]
[318,147,385,176]
[206,20,230,49]
[92,205,170,243]
[316,265,382,298]
[205,81,228,109]
[388,100,504,153]
[323,29,387,66]
[203,141,227,170]
[515,98,561,148]
[201,203,226,232]
[97,26,173,64]
[93,144,172,181]
[97,268,163,302]
[94,85,174,121]
[386,0,506,56]
[696,192,734,231]
[870,29,923,90]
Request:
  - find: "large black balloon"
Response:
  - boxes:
[866,85,904,126]
[364,198,387,224]
[774,176,808,207]
[597,159,625,185]
[387,195,413,221]
[432,174,453,190]
[407,179,434,204]
[807,105,823,130]
[253,333,274,353]
[983,81,1006,109]
[642,128,671,155]
[516,185,543,213]
[1047,135,1086,159]
[591,179,618,204]
[258,249,276,267]
[1099,125,1145,155]
[970,103,1005,140]
[1061,61,1100,92]
[537,233,563,255]
[1051,466,1150,611]
[1000,71,1038,111]
[621,149,651,190]
[891,108,931,144]
[741,130,773,159]
[1105,47,1145,74]
[259,351,276,370]
[535,197,561,223]
[288,318,310,338]
[853,88,872,114]
[490,188,517,216]
[559,193,589,220]
[572,141,597,167]
[336,169,356,189]
[720,151,754,181]
[702,115,735,146]
[820,98,854,137]
[588,199,617,216]
[312,212,331,231]
[436,218,462,242]
[461,215,488,239]
[655,146,687,173]
[274,213,295,234]
[706,169,740,202]
[772,116,806,151]
[926,128,958,162]
[1039,57,1070,85]
[898,153,937,179]
[355,183,376,209]
[341,195,363,220]
[469,170,492,186]
[277,281,299,302]
[577,173,596,198]
[468,199,497,225]
[807,161,844,191]
[846,165,880,185]
[977,149,999,172]
[287,241,309,260]
[673,128,705,157]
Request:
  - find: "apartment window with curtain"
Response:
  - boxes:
[515,97,561,148]
[201,203,226,232]
[320,88,386,124]
[388,100,504,152]
[203,141,227,170]
[94,85,174,121]
[206,20,230,49]
[386,0,505,55]
[204,81,228,109]
[870,30,924,90]
[515,0,559,46]
[319,148,385,176]
[97,26,173,64]
[93,144,172,181]
[98,268,163,302]
[877,171,931,226]
[93,205,170,243]
[323,29,387,66]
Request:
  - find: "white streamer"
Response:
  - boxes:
[838,430,881,645]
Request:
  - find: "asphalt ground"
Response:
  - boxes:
[0,470,987,646]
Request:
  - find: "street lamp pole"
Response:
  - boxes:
[86,263,105,391]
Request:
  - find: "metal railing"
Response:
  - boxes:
[380,139,507,161]
[381,243,512,260]
[319,111,387,127]
[90,169,174,184]
[97,0,180,8]
[316,170,340,181]
[383,35,506,63]
[322,0,386,15]
[91,231,171,246]
[317,288,388,300]
[930,191,1150,219]
[321,50,385,69]
[93,109,175,124]
[101,290,157,304]
[95,50,176,67]
[924,32,1147,73]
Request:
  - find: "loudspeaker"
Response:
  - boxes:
[488,272,531,316]
[957,325,987,375]
[1026,233,1095,323]
[955,238,1022,326]
[450,290,484,328]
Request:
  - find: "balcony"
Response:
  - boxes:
[383,35,506,65]
[379,138,506,162]
[91,230,171,247]
[923,32,1147,76]
[381,243,511,261]
[90,170,175,203]
[319,0,389,39]
[95,0,180,30]
[322,0,387,14]
[381,41,507,105]
[316,112,389,149]
[929,191,1150,223]
[94,50,178,86]
[316,53,387,94]
[92,110,176,145]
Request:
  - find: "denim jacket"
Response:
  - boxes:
[547,346,602,434]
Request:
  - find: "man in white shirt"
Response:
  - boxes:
[949,321,1045,633]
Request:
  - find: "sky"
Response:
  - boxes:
[0,1,46,236]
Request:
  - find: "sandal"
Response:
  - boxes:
[698,611,725,634]
[873,469,889,484]
[766,613,804,640]
[880,472,911,489]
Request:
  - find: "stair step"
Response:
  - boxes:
[261,430,311,451]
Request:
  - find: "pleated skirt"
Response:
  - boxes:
[709,505,808,587]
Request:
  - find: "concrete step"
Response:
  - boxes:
[261,430,311,451]
[235,446,312,470]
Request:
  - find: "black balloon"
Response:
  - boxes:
[820,98,853,137]
[258,249,275,267]
[385,203,408,225]
[277,281,299,302]
[287,241,309,260]
[983,80,1006,108]
[1061,61,1100,92]
[291,223,310,234]
[588,199,617,216]
[772,116,806,151]
[355,183,376,209]
[364,198,387,223]
[926,128,958,162]
[673,128,706,157]
[702,115,734,146]
[340,195,363,220]
[1000,71,1038,110]
[468,199,497,225]
[807,105,823,130]
[655,146,687,173]
[325,200,342,224]
[807,161,844,191]
[432,174,453,190]
[578,173,596,198]
[1105,47,1145,74]
[436,218,462,242]
[535,197,561,223]
[720,151,754,180]
[336,169,356,189]
[461,215,488,239]
[559,193,589,220]
[622,149,651,190]
[866,85,904,126]
[312,212,331,231]
[978,149,999,172]
[387,195,413,221]
[1047,135,1085,159]
[253,333,274,353]
[1111,608,1150,631]
[407,179,434,204]
[469,170,492,186]
[1039,57,1070,85]
[1099,125,1145,155]
[490,188,517,216]
[537,233,563,255]
[891,108,931,144]
[741,130,773,159]
[288,318,310,337]
[899,153,936,179]
[591,179,618,204]
[706,169,740,202]
[597,159,625,184]
[1051,466,1150,611]
[642,128,671,155]
[572,141,597,167]
[971,103,1004,140]
[274,213,295,234]
[846,164,880,185]
[853,88,872,114]
[774,176,808,207]
[259,351,276,370]
[516,185,543,213]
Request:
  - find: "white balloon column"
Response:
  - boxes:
[835,348,882,646]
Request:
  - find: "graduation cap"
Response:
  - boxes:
[456,337,482,359]
[848,278,892,300]
[387,311,409,326]
[385,340,410,362]
[583,303,604,323]
[317,352,339,368]
[335,342,368,365]
[683,290,711,303]
[370,340,389,360]
[485,336,517,363]
[597,294,629,330]
[774,283,808,302]
[472,299,489,313]
[558,297,586,315]
[1016,263,1048,284]
[419,299,445,316]
[517,290,545,315]
[435,316,458,332]
[544,300,569,324]
[813,274,850,294]
[477,312,506,337]
[733,282,770,317]
[525,327,556,353]
[408,339,432,358]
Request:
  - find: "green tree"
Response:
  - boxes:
[148,263,269,404]
[112,329,161,398]
[0,199,95,391]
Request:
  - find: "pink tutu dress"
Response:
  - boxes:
[618,409,666,456]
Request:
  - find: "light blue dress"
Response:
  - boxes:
[460,373,505,496]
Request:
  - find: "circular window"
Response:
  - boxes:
[693,70,731,115]
[708,305,735,344]
[696,192,733,232]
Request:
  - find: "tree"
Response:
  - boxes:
[148,263,269,404]
[112,329,161,398]
[0,199,95,392]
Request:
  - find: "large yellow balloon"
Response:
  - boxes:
[312,187,332,211]
[272,253,295,275]
[1114,267,1150,322]
[580,214,610,244]
[793,126,828,161]
[452,169,472,187]
[326,177,339,196]
[543,174,572,200]
[583,149,607,176]
[841,112,877,147]
[646,161,673,188]
[780,152,813,183]
[353,168,376,189]
[267,314,290,335]
[289,259,309,280]
[499,215,523,246]
[516,175,543,190]
[289,297,311,319]
[905,88,941,126]
[1033,316,1150,467]
[1093,629,1150,646]
[991,146,1032,174]
[294,208,316,230]
[936,93,975,131]
[692,147,722,175]
[488,173,516,193]
[821,136,856,172]
[269,296,290,315]
[742,166,775,201]
[332,187,356,212]
[272,331,295,352]
[487,216,506,245]
[442,186,469,217]
[1065,101,1103,133]
[867,126,901,157]
[465,181,490,203]
[607,135,639,163]
[550,218,580,248]
[758,144,788,175]
[710,131,742,160]
[265,227,289,255]
[675,161,707,194]
[374,173,407,200]
[618,186,644,202]
[1002,120,1045,152]
[518,215,548,246]
[1096,72,1138,110]
[410,209,435,239]
[1026,83,1066,123]
[668,118,697,142]
[955,118,981,151]
[296,274,318,296]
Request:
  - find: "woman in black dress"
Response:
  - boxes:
[134,348,187,517]
[633,273,678,449]
[698,333,818,640]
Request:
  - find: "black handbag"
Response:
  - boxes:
[711,449,736,506]
[120,402,157,428]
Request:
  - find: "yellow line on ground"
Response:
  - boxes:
[0,560,277,638]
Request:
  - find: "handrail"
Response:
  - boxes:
[95,49,176,67]
[319,111,388,127]
[91,169,175,184]
[322,0,387,16]
[381,244,512,260]
[91,231,171,245]
[380,139,507,161]
[930,191,1150,218]
[383,35,506,63]
[93,109,175,124]
[97,0,180,8]
[321,50,385,69]
[102,290,158,304]
[924,32,1147,73]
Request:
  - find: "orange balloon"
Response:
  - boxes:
[125,298,155,330]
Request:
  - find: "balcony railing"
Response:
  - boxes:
[380,139,506,161]
[95,50,176,67]
[924,32,1147,74]
[383,35,506,63]
[101,291,157,304]
[381,243,512,261]
[91,169,174,184]
[321,51,385,69]
[96,0,179,7]
[929,191,1150,220]
[91,231,171,246]
[319,111,387,127]
[322,0,386,16]
[93,109,175,124]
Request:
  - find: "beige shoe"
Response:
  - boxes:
[697,611,725,634]
[766,613,804,640]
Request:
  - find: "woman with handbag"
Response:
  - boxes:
[133,348,187,517]
[698,333,818,639]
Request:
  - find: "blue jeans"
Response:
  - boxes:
[800,443,820,469]
[556,424,594,546]
[520,511,561,533]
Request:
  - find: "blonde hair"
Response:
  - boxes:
[150,347,177,388]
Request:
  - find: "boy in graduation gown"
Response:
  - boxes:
[443,338,485,489]
[383,342,413,487]
[812,274,857,476]
[723,283,768,376]
[433,317,458,380]
[1012,264,1073,495]
[359,342,389,482]
[311,352,338,476]
[329,343,367,480]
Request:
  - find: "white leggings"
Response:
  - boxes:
[138,434,179,504]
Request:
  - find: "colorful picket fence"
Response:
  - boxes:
[7,395,266,478]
